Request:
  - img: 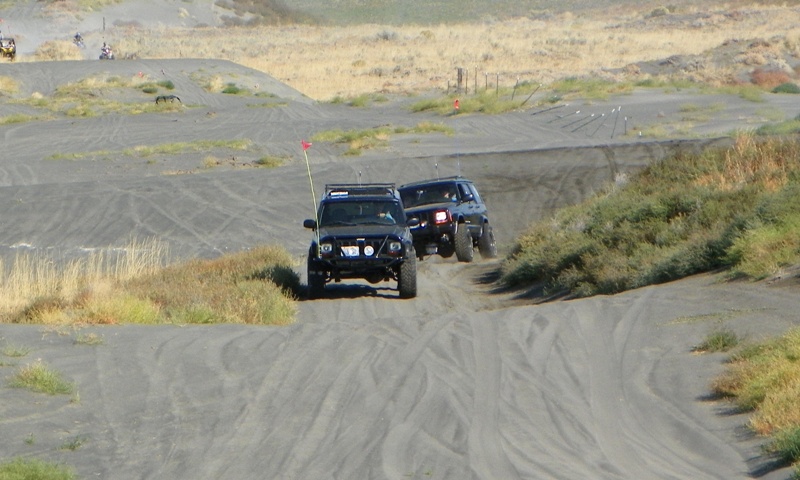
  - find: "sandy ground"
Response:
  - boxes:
[1,53,799,480]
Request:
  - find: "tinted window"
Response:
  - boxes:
[399,184,458,207]
[464,183,481,203]
[319,200,403,226]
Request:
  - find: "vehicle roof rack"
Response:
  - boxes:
[324,183,396,198]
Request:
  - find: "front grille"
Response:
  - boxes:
[335,237,389,257]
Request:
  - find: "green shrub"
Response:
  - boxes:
[646,6,670,18]
[0,458,76,480]
[254,155,285,167]
[168,305,217,324]
[772,82,800,94]
[693,327,740,352]
[726,213,800,279]
[712,327,800,446]
[9,360,75,395]
[83,293,161,324]
[409,97,448,113]
[756,119,800,135]
[767,427,800,464]
[0,113,42,125]
[348,94,371,107]
[222,83,245,94]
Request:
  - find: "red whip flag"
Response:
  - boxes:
[301,138,319,247]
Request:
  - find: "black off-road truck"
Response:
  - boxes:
[303,183,418,299]
[398,176,497,262]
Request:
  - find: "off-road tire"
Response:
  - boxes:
[307,256,325,299]
[478,224,498,259]
[398,252,417,299]
[438,243,455,258]
[454,222,474,262]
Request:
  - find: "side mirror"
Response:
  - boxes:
[405,217,419,228]
[303,219,317,230]
[462,193,475,203]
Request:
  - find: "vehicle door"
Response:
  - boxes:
[457,182,481,235]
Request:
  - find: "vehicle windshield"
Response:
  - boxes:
[319,200,402,227]
[399,184,458,208]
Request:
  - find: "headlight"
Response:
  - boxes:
[388,241,402,256]
[434,210,449,224]
[319,243,333,256]
[364,245,375,256]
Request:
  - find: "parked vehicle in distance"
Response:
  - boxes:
[398,176,497,262]
[303,183,418,299]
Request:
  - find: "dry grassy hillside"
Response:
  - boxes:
[9,2,800,100]
[105,4,800,100]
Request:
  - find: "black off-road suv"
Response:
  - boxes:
[398,176,497,262]
[303,183,418,299]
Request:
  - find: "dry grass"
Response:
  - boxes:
[31,40,85,61]
[0,240,299,326]
[695,134,795,192]
[0,237,167,322]
[15,4,800,99]
[121,245,300,325]
[0,75,19,95]
[711,327,800,435]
